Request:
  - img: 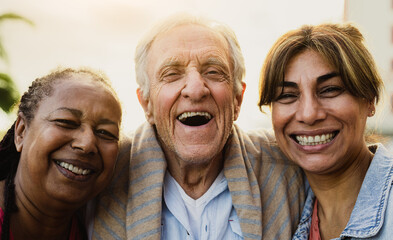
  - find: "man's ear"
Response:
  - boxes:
[14,113,27,152]
[234,82,246,121]
[137,88,155,125]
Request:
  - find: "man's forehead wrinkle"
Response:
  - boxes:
[158,49,228,68]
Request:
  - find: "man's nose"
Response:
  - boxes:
[181,71,210,101]
[71,127,98,155]
[295,95,327,125]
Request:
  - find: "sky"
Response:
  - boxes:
[0,0,345,133]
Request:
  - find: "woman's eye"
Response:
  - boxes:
[319,86,345,97]
[53,119,78,128]
[96,129,119,141]
[274,92,298,104]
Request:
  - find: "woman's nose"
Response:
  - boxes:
[71,127,98,155]
[295,95,327,125]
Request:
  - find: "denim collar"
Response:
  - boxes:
[295,144,393,239]
[341,144,393,238]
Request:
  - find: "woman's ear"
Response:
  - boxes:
[368,101,376,117]
[14,113,27,152]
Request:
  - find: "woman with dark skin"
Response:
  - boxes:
[259,23,392,239]
[0,68,122,239]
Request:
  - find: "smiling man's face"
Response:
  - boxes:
[138,23,244,165]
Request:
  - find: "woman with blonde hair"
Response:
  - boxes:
[259,23,392,239]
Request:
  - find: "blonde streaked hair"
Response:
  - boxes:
[258,23,383,111]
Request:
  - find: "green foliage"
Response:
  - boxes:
[0,13,34,113]
[0,72,19,112]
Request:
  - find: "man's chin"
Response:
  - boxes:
[175,147,222,166]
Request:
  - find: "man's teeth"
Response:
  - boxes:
[56,161,91,175]
[178,112,212,121]
[296,133,335,146]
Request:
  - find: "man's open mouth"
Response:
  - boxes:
[177,111,212,126]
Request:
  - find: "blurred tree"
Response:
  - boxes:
[0,13,33,113]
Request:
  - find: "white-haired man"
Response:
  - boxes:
[92,14,305,240]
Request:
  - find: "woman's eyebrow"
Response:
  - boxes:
[98,118,118,125]
[317,72,339,83]
[49,108,118,125]
[278,81,297,88]
[278,72,338,88]
[51,107,82,117]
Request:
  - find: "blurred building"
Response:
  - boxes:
[345,0,393,135]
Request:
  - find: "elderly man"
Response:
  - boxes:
[92,14,305,240]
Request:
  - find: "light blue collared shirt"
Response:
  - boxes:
[293,144,393,240]
[161,171,243,240]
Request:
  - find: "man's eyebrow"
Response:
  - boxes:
[158,59,183,70]
[203,57,228,68]
[317,72,339,83]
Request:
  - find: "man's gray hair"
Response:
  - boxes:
[135,13,246,99]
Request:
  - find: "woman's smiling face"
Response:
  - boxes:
[14,74,122,207]
[271,50,372,175]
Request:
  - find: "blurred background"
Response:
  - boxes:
[1,0,392,150]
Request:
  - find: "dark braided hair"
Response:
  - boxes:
[0,123,19,240]
[0,67,117,240]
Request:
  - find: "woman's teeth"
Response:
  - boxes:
[296,133,335,146]
[56,161,91,175]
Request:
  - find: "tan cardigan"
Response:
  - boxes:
[93,123,305,240]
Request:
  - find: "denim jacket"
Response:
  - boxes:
[293,144,393,240]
